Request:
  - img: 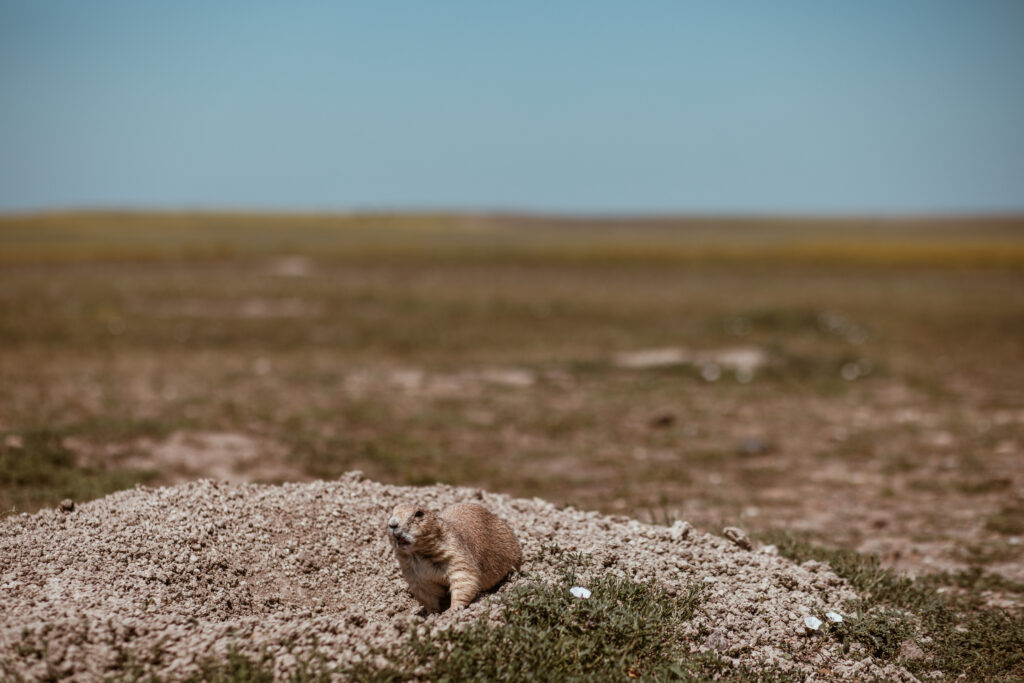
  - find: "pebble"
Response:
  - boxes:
[648,412,676,429]
[736,439,774,457]
[723,526,753,550]
[669,520,693,541]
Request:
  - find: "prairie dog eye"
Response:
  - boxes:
[414,510,424,518]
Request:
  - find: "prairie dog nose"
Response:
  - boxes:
[388,516,399,529]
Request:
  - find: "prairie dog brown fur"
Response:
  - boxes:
[387,502,522,611]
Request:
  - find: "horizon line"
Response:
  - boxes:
[4,206,1024,223]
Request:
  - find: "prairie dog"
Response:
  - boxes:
[387,502,522,611]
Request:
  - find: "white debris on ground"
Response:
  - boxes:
[267,256,314,278]
[121,431,301,484]
[345,367,538,399]
[613,346,769,379]
[615,348,690,369]
[0,475,915,681]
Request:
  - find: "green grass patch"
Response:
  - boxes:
[820,604,912,660]
[760,530,1024,681]
[931,567,1024,595]
[347,556,791,682]
[986,502,1024,536]
[0,429,156,516]
[184,648,278,683]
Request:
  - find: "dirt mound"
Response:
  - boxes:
[0,474,913,680]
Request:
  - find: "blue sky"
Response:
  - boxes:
[1,1,1022,214]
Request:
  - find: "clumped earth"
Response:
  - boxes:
[1,474,914,681]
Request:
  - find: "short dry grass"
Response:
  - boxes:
[761,532,1024,680]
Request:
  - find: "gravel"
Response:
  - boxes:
[0,473,914,681]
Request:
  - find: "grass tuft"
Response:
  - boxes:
[0,429,155,516]
[985,502,1024,536]
[824,603,912,660]
[760,530,1024,681]
[346,558,796,682]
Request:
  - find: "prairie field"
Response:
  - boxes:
[3,212,1024,679]
[2,211,1023,587]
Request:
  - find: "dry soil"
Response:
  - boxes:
[0,473,915,681]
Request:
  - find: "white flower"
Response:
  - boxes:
[804,616,823,630]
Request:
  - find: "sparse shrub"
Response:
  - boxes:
[348,564,729,682]
[761,530,1024,680]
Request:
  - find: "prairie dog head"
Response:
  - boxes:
[387,504,439,555]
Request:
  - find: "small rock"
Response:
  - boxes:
[723,526,752,550]
[668,520,693,541]
[759,544,778,556]
[59,499,75,513]
[736,439,773,456]
[900,640,926,661]
[298,551,320,573]
[569,586,591,599]
[776,572,798,589]
[704,629,729,652]
[700,363,721,382]
[648,412,676,429]
[800,560,826,573]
